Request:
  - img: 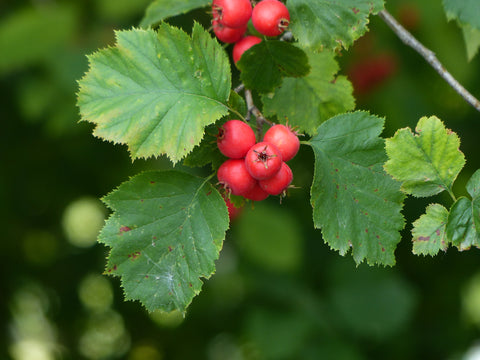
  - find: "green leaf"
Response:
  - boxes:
[384,116,465,197]
[467,169,480,199]
[443,0,480,29]
[100,170,229,312]
[140,0,210,28]
[262,50,355,135]
[237,40,310,93]
[445,170,480,251]
[462,24,480,61]
[309,111,405,266]
[443,0,480,60]
[446,197,480,251]
[77,23,231,163]
[288,0,384,50]
[183,90,247,171]
[411,204,449,256]
[467,170,480,232]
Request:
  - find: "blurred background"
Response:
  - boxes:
[2,0,480,359]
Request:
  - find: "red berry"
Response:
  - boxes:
[212,0,252,29]
[259,162,293,195]
[263,124,300,162]
[232,36,262,64]
[245,141,283,180]
[217,120,256,159]
[217,159,256,196]
[252,0,290,37]
[223,195,243,221]
[212,20,247,43]
[243,182,269,201]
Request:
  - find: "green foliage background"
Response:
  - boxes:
[2,0,480,359]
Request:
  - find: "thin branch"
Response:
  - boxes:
[234,83,245,93]
[378,9,480,113]
[244,89,273,141]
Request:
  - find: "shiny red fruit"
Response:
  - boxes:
[212,0,252,29]
[217,159,256,196]
[263,124,300,162]
[245,141,283,180]
[243,182,270,201]
[252,0,290,37]
[217,120,256,159]
[233,36,262,64]
[212,20,247,43]
[259,162,293,195]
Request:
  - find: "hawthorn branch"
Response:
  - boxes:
[378,9,480,113]
[244,88,272,140]
[234,83,245,93]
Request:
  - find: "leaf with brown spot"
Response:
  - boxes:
[309,111,405,266]
[412,204,449,256]
[99,170,229,312]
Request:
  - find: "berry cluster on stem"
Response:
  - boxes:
[217,120,299,219]
[211,0,290,63]
[211,0,293,220]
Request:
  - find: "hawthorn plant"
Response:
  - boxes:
[77,0,480,313]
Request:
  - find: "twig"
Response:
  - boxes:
[244,89,273,140]
[378,9,480,113]
[234,83,245,93]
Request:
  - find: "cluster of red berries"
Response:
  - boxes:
[217,120,299,205]
[211,0,290,63]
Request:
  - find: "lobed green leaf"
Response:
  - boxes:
[443,0,480,60]
[384,116,465,197]
[411,204,449,256]
[467,170,480,232]
[77,24,231,163]
[237,40,310,93]
[462,25,480,61]
[309,111,405,266]
[100,170,229,312]
[443,170,480,251]
[288,0,384,51]
[262,50,355,135]
[446,197,480,251]
[443,0,480,29]
[140,0,210,28]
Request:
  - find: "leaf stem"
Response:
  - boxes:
[227,106,246,121]
[447,187,457,203]
[378,9,480,113]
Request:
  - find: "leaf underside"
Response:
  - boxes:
[99,170,229,312]
[310,111,405,266]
